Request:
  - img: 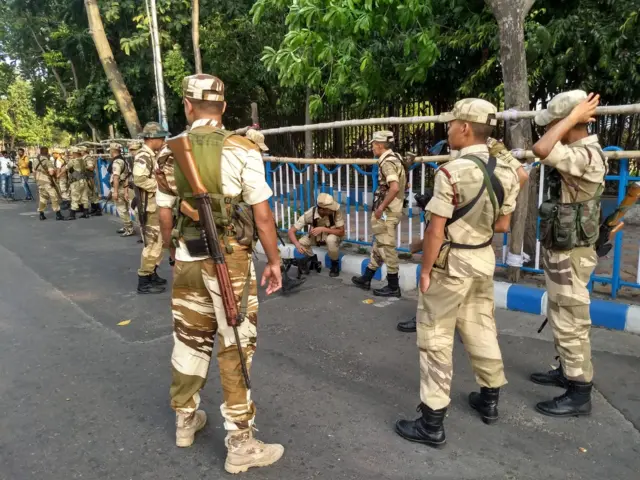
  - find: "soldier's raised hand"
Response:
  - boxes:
[570,93,600,124]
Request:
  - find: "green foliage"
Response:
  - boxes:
[253,0,440,114]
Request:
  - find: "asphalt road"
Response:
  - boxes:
[0,198,639,480]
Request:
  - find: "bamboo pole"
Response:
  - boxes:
[266,150,640,165]
[249,104,640,136]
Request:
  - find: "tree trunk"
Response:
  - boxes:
[251,102,259,126]
[486,0,536,283]
[84,0,141,137]
[192,0,202,74]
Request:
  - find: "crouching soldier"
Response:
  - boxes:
[288,193,345,277]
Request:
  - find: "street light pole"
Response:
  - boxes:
[146,0,168,130]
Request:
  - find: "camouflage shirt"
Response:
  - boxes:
[293,206,345,242]
[133,144,158,212]
[377,149,407,214]
[111,157,131,185]
[542,135,607,203]
[426,143,520,277]
[156,118,272,262]
[33,155,54,187]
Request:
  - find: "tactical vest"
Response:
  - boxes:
[539,164,602,251]
[174,126,257,254]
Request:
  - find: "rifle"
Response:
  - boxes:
[36,157,63,202]
[133,186,148,245]
[167,133,252,390]
[537,182,640,333]
[102,191,113,212]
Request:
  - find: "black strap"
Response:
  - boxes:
[446,155,505,250]
[312,207,335,228]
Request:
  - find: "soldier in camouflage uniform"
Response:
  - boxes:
[395,99,520,447]
[351,131,407,296]
[52,148,70,209]
[81,146,102,216]
[156,74,284,474]
[288,193,345,277]
[109,143,135,237]
[63,147,91,220]
[396,137,529,334]
[34,146,64,221]
[530,91,606,417]
[134,122,169,294]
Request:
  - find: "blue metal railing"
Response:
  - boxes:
[265,145,636,298]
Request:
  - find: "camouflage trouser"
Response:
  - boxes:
[37,184,60,212]
[87,178,98,204]
[369,214,400,274]
[543,247,596,382]
[70,179,89,211]
[299,234,342,260]
[417,270,506,410]
[138,209,164,276]
[170,239,258,431]
[59,176,70,201]
[114,187,133,230]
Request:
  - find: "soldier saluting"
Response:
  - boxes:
[530,91,606,417]
[351,130,407,297]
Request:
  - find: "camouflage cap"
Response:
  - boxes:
[128,141,143,151]
[140,121,170,139]
[108,142,122,151]
[369,130,395,145]
[439,98,498,126]
[246,129,269,152]
[52,147,64,154]
[69,146,80,154]
[535,90,588,126]
[182,74,225,102]
[77,146,89,153]
[317,193,340,211]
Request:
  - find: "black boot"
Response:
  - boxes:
[66,209,77,221]
[536,381,592,418]
[91,203,102,216]
[373,273,401,298]
[469,387,500,425]
[39,211,46,221]
[530,358,569,388]
[282,268,306,294]
[394,403,446,448]
[116,227,126,234]
[329,260,340,278]
[137,275,166,294]
[150,266,167,286]
[397,317,417,333]
[55,210,64,221]
[78,206,89,219]
[351,267,376,290]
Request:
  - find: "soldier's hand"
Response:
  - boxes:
[410,239,423,254]
[113,192,119,202]
[570,93,600,124]
[261,262,282,295]
[374,207,383,220]
[295,243,306,255]
[310,227,325,237]
[419,271,431,294]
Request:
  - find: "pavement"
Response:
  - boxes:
[1,198,640,480]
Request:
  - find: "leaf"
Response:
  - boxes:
[362,299,374,304]
[117,319,131,326]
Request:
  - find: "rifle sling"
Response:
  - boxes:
[446,155,504,250]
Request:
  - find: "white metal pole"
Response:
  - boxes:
[149,0,168,130]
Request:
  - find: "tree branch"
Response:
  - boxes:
[69,59,80,91]
[522,0,536,19]
[27,25,68,100]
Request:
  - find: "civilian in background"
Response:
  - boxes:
[17,148,33,200]
[0,151,15,199]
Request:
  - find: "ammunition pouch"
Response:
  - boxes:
[70,171,84,182]
[539,198,600,251]
[183,235,210,258]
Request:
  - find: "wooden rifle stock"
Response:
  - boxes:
[167,133,251,390]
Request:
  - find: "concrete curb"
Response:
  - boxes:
[99,200,640,335]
